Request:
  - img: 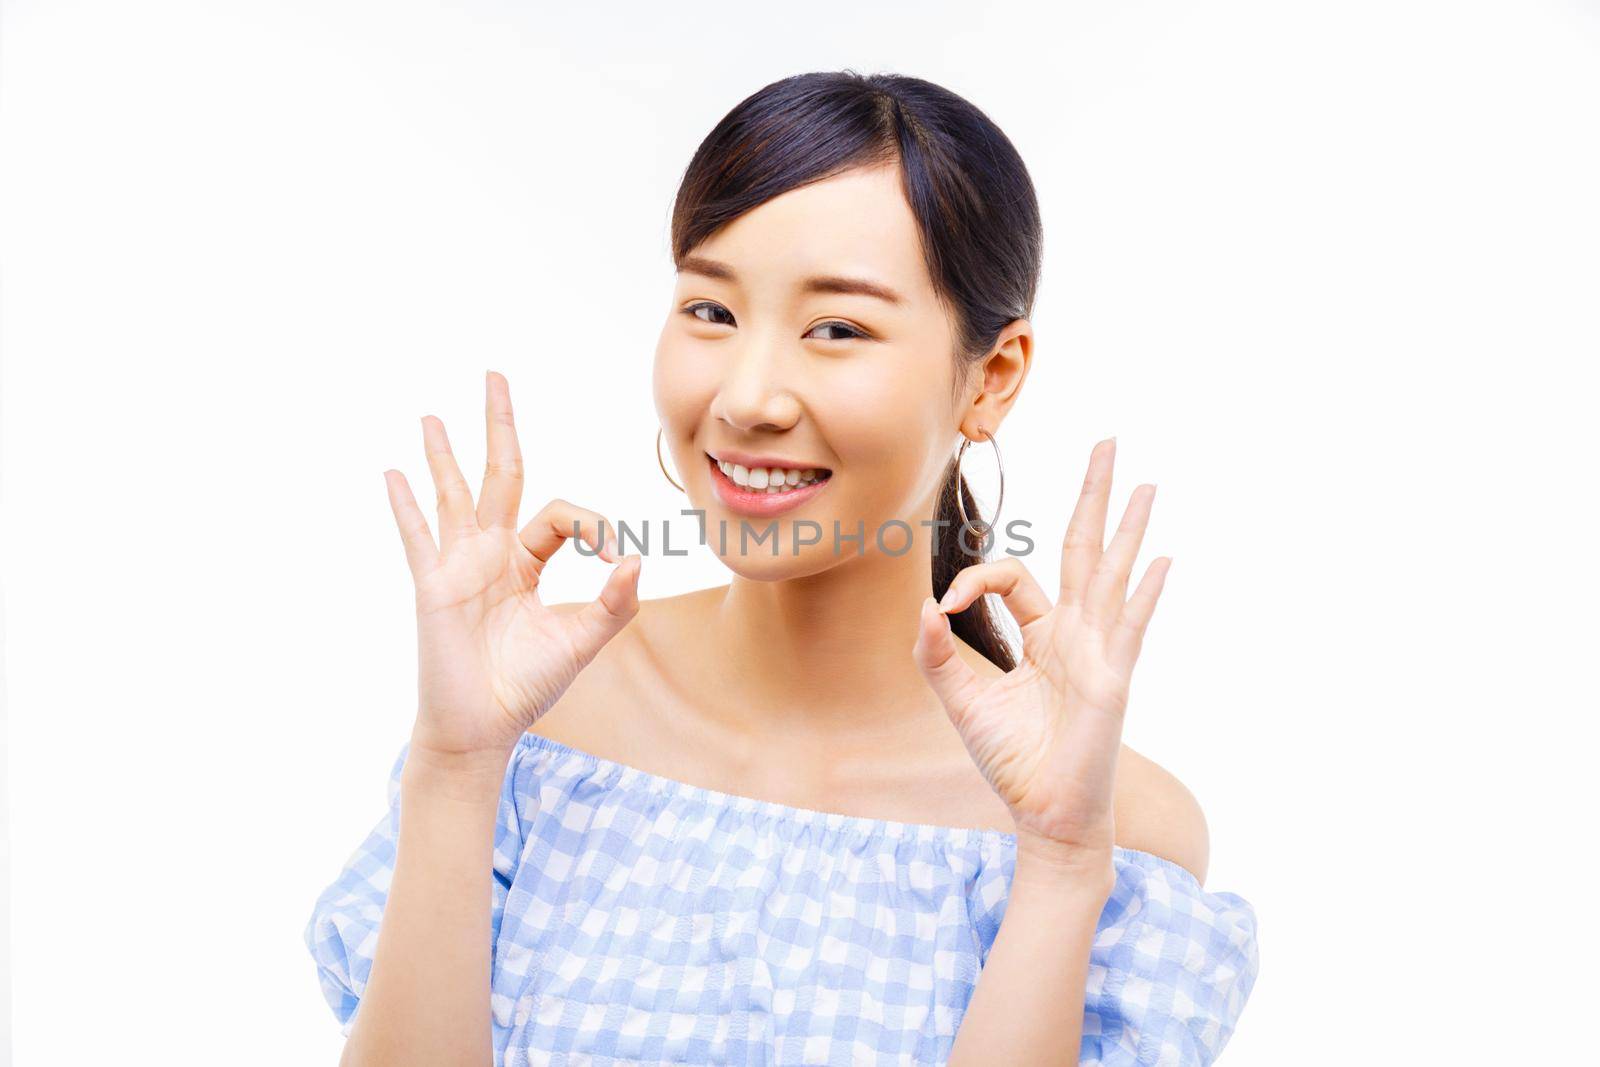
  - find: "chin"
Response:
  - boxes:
[708,539,852,582]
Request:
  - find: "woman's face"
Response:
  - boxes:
[654,163,969,580]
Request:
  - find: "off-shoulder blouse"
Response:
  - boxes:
[305,730,1259,1065]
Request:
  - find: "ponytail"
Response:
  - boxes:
[930,459,1017,672]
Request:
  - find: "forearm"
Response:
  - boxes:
[341,744,509,1067]
[946,846,1114,1067]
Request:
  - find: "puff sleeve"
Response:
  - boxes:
[1079,848,1260,1066]
[301,739,526,1038]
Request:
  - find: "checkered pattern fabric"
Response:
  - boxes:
[304,731,1258,1065]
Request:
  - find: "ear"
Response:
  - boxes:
[959,319,1033,440]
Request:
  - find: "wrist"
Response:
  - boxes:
[1012,835,1116,899]
[401,737,512,804]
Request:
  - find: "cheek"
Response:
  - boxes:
[652,335,717,434]
[820,363,951,507]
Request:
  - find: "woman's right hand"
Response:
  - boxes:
[382,370,642,764]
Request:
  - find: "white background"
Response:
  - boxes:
[3,1,1597,1063]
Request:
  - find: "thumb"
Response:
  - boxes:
[912,596,982,723]
[566,554,643,669]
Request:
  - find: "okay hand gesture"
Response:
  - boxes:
[385,371,643,764]
[913,438,1170,874]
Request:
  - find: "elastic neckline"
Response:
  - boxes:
[516,729,1019,848]
[511,732,1199,885]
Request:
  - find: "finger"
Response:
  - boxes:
[1108,556,1171,675]
[565,554,643,668]
[518,498,619,580]
[383,469,439,579]
[938,557,1053,630]
[1085,483,1156,628]
[422,415,479,554]
[913,596,987,723]
[476,370,525,531]
[1060,437,1116,606]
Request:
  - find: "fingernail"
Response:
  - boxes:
[937,590,956,612]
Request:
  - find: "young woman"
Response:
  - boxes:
[305,72,1259,1066]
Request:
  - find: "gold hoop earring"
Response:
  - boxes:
[955,427,1004,534]
[656,428,685,492]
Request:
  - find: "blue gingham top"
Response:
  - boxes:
[304,731,1259,1065]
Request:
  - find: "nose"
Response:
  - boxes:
[709,336,802,433]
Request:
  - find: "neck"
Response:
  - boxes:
[701,528,964,746]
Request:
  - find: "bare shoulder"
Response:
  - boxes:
[532,585,726,742]
[1113,746,1211,886]
[539,586,714,676]
[544,584,721,624]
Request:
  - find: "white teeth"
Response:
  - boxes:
[715,457,828,493]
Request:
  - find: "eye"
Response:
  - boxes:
[679,302,870,342]
[806,320,869,342]
[681,301,734,326]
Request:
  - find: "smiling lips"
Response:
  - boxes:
[706,453,832,517]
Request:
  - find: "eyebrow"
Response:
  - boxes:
[677,255,906,307]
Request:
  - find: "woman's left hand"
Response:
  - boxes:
[913,437,1170,879]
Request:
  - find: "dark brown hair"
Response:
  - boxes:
[669,71,1043,671]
